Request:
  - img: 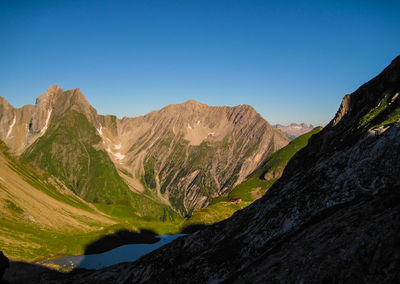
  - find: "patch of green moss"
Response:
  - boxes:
[119,168,133,178]
[360,91,400,129]
[143,157,157,189]
[378,106,400,126]
[361,92,391,125]
[4,199,24,214]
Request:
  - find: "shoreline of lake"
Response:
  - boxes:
[40,234,185,270]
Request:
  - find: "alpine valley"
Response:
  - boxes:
[27,56,399,283]
[1,54,399,283]
[0,85,308,263]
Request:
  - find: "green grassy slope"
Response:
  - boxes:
[261,126,323,181]
[0,140,116,261]
[22,110,181,222]
[186,127,322,226]
[360,90,400,128]
[22,110,130,204]
[1,139,183,263]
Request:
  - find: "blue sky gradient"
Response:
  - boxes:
[1,0,399,125]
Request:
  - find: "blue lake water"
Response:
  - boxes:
[41,234,185,270]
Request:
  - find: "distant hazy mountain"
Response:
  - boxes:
[72,56,400,283]
[0,89,288,216]
[274,123,314,138]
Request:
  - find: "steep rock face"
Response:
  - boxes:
[108,100,288,215]
[70,56,400,282]
[0,85,98,155]
[20,87,133,204]
[0,97,35,155]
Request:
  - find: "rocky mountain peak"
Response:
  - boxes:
[46,84,61,93]
[182,99,205,106]
[0,85,99,155]
[321,55,400,157]
[35,86,92,113]
[162,100,208,114]
[0,96,10,107]
[35,85,63,106]
[69,88,90,106]
[332,55,400,128]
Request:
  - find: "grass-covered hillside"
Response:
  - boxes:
[0,128,321,263]
[360,90,400,129]
[186,127,322,226]
[22,110,131,204]
[0,139,183,263]
[0,139,115,261]
[21,109,179,222]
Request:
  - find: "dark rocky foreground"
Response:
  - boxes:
[0,251,9,281]
[8,56,400,283]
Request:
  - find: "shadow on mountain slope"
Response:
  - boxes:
[180,223,211,234]
[84,229,159,255]
[2,260,67,283]
[2,227,192,282]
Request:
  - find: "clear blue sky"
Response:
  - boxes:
[1,0,399,126]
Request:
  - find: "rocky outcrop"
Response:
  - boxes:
[0,85,98,155]
[67,56,400,282]
[0,96,35,155]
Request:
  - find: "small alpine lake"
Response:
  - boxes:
[40,234,185,270]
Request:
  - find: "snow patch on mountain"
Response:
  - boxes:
[6,115,16,138]
[97,126,103,136]
[40,109,52,135]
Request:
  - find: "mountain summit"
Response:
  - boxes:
[0,85,97,155]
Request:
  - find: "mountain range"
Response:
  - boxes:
[0,87,288,216]
[59,56,400,282]
[0,84,308,263]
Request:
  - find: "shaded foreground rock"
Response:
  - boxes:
[0,251,9,281]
